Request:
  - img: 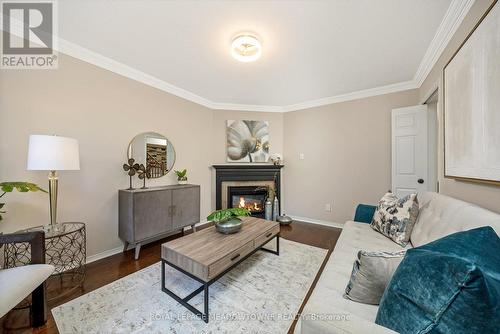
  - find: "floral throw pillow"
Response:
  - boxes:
[371,192,419,246]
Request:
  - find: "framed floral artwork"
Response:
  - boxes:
[226,120,269,162]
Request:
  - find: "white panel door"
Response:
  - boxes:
[392,105,429,197]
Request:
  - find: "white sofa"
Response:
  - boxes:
[296,192,500,334]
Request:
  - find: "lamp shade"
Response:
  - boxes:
[27,135,80,171]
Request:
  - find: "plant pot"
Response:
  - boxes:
[215,217,243,234]
[177,178,188,185]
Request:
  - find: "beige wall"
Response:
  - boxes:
[0,54,215,258]
[420,0,500,214]
[283,89,420,224]
[0,54,284,258]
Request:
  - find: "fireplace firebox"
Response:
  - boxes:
[228,186,267,218]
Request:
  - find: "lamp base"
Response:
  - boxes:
[48,170,58,226]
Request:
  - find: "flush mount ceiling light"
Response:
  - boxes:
[231,34,262,62]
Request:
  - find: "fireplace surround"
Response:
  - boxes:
[213,164,283,218]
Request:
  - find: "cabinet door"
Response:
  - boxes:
[134,190,173,241]
[172,187,200,229]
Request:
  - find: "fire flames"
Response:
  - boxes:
[238,197,262,212]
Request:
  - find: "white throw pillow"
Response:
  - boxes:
[371,192,419,246]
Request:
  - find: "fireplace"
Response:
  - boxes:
[228,186,267,218]
[213,164,283,219]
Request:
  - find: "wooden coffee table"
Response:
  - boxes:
[161,217,280,322]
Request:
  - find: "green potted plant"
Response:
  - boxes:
[207,208,250,234]
[0,182,47,221]
[174,169,188,185]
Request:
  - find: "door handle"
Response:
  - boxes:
[418,179,425,184]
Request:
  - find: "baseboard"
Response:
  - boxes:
[86,246,124,264]
[288,215,344,229]
[85,219,211,264]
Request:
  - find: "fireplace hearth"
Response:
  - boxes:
[213,164,283,219]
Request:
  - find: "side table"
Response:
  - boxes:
[3,222,86,302]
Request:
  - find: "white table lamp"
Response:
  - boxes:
[27,135,80,229]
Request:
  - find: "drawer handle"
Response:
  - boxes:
[265,232,273,238]
[230,254,240,261]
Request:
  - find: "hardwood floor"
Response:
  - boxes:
[1,221,342,334]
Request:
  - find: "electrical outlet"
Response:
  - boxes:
[299,153,305,160]
[325,203,332,212]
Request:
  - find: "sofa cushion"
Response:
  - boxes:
[411,192,500,247]
[376,226,500,334]
[371,192,419,246]
[0,264,54,318]
[298,221,406,334]
[354,204,377,224]
[344,250,406,305]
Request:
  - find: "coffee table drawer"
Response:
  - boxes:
[208,241,254,280]
[255,224,280,248]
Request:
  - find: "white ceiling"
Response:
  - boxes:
[55,0,470,111]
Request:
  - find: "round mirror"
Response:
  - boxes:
[127,132,175,178]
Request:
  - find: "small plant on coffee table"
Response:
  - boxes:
[207,208,250,223]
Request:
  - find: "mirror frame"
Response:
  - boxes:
[127,132,176,178]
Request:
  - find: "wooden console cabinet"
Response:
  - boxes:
[119,184,200,259]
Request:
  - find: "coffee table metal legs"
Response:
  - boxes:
[161,234,280,323]
[161,260,210,322]
[260,234,279,255]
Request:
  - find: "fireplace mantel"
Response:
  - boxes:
[213,164,283,211]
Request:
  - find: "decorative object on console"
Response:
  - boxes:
[27,135,80,232]
[264,198,273,220]
[207,208,250,234]
[376,226,500,334]
[174,169,188,185]
[122,158,139,190]
[270,153,282,165]
[136,164,151,189]
[371,192,419,246]
[272,196,279,221]
[226,120,269,162]
[257,183,276,220]
[277,214,292,225]
[270,153,282,166]
[127,132,175,179]
[0,182,46,221]
[443,1,500,184]
[344,250,406,305]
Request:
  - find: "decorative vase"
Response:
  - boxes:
[215,217,243,234]
[265,199,273,220]
[273,197,279,221]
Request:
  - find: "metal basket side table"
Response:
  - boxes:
[3,222,86,303]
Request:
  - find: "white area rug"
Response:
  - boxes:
[52,239,327,333]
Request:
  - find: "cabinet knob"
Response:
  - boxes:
[418,179,425,184]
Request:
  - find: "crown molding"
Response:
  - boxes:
[1,0,474,113]
[210,102,284,113]
[281,80,419,112]
[57,39,216,109]
[413,0,475,86]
